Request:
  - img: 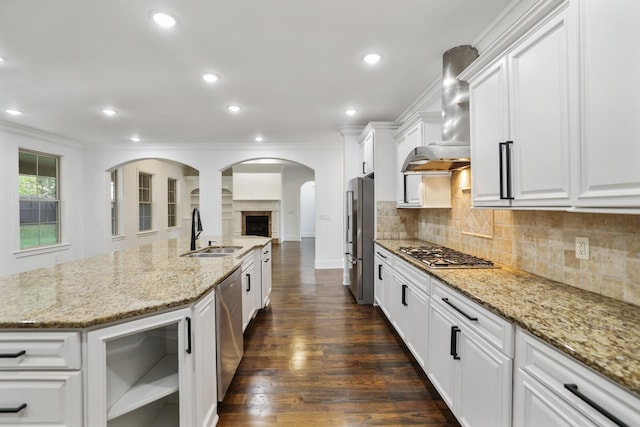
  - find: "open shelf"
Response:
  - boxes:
[107,354,178,421]
[151,403,179,427]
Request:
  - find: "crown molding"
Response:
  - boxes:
[397,78,442,123]
[337,125,365,137]
[0,120,85,149]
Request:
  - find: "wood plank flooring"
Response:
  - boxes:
[218,238,460,426]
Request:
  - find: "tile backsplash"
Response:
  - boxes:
[377,169,640,307]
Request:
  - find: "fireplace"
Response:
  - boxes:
[242,211,271,237]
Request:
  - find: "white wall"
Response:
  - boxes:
[82,141,344,269]
[281,166,314,241]
[0,124,85,274]
[300,181,316,238]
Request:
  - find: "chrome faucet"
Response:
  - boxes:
[191,208,203,250]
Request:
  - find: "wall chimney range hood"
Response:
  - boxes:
[402,45,478,173]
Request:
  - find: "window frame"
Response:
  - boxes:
[110,170,119,236]
[18,149,61,250]
[138,172,153,232]
[167,177,177,228]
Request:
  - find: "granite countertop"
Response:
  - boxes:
[0,236,271,329]
[376,239,640,397]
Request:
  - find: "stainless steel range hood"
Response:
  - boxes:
[402,45,478,173]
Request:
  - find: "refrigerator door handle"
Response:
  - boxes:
[346,190,354,243]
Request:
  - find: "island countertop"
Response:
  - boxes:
[376,239,640,398]
[0,237,270,329]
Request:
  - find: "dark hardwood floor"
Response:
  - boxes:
[218,238,460,426]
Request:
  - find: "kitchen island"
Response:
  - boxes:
[0,236,270,427]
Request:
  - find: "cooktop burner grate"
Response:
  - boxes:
[399,246,497,269]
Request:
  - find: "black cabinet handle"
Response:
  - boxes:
[401,284,408,306]
[264,258,269,263]
[378,264,383,281]
[403,174,408,203]
[0,350,26,358]
[564,384,628,427]
[362,162,366,175]
[246,274,251,292]
[442,298,478,321]
[376,251,387,259]
[450,326,461,360]
[499,141,514,200]
[185,317,192,354]
[0,403,27,414]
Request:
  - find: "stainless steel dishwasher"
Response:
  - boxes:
[216,267,243,401]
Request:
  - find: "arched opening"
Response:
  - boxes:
[220,158,315,244]
[106,158,199,251]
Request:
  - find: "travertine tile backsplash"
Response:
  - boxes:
[377,169,640,307]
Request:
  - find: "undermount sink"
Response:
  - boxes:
[182,246,242,258]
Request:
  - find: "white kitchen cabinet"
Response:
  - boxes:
[513,328,640,427]
[573,0,640,209]
[261,242,272,308]
[374,245,394,314]
[241,249,259,331]
[87,308,194,427]
[465,1,575,209]
[193,291,218,427]
[0,332,83,426]
[393,260,430,369]
[427,279,514,427]
[362,130,374,176]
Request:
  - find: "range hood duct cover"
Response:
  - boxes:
[402,45,478,173]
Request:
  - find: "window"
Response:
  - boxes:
[167,178,177,227]
[19,150,60,249]
[110,170,118,235]
[139,173,152,231]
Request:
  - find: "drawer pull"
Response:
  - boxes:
[450,326,461,360]
[563,384,628,427]
[0,350,26,358]
[442,298,478,321]
[376,251,387,259]
[0,403,27,413]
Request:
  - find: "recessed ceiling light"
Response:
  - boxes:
[102,108,117,117]
[202,73,219,83]
[130,136,141,142]
[255,136,264,142]
[5,109,22,116]
[345,109,357,116]
[227,105,241,113]
[0,56,6,63]
[363,53,381,65]
[152,12,176,28]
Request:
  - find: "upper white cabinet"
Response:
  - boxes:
[465,2,575,208]
[394,113,451,208]
[574,0,640,209]
[358,122,400,201]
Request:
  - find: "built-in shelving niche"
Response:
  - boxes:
[106,324,180,427]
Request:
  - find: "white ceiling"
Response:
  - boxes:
[0,0,512,146]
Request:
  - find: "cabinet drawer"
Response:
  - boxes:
[262,242,271,259]
[0,332,81,370]
[394,257,430,295]
[516,328,640,426]
[374,245,394,267]
[0,371,82,426]
[432,280,513,356]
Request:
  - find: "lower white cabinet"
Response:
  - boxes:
[87,308,194,427]
[374,245,394,316]
[427,279,513,427]
[513,328,640,427]
[241,250,260,331]
[261,242,272,308]
[0,331,82,426]
[193,291,218,427]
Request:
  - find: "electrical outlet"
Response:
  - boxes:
[575,237,589,260]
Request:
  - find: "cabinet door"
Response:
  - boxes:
[576,1,640,208]
[382,263,394,321]
[242,266,256,332]
[261,245,272,308]
[390,274,408,340]
[403,285,429,370]
[395,123,422,204]
[456,328,512,427]
[469,59,511,207]
[374,258,385,309]
[426,301,457,409]
[509,7,573,207]
[193,292,217,427]
[362,131,374,175]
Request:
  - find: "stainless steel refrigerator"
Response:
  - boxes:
[345,176,374,304]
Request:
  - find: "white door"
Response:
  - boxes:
[426,301,457,409]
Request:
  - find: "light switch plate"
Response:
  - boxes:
[575,237,589,260]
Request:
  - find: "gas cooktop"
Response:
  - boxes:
[399,246,497,269]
